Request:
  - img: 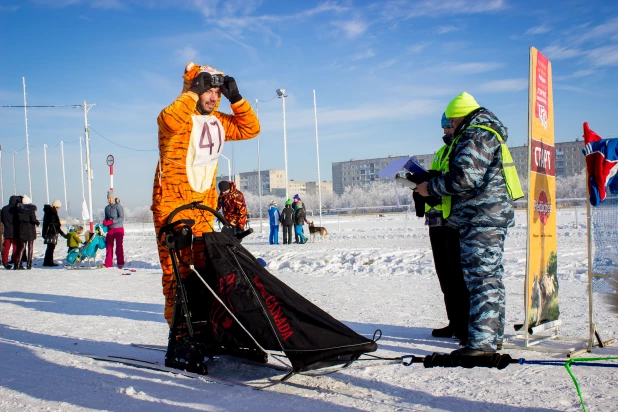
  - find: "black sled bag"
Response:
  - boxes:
[197,231,377,372]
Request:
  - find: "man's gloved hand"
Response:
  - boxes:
[220,76,242,104]
[189,72,213,96]
[412,191,426,218]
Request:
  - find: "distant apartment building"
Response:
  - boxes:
[288,180,306,197]
[331,139,587,195]
[229,169,287,196]
[509,139,586,178]
[332,154,435,195]
[306,181,333,196]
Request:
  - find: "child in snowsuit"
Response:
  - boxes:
[63,226,84,254]
[268,200,280,244]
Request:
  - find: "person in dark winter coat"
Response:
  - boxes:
[294,200,308,244]
[2,195,22,269]
[42,200,65,266]
[15,195,40,270]
[292,194,307,243]
[268,200,280,245]
[414,113,469,342]
[279,199,295,245]
[416,92,518,356]
[104,191,125,269]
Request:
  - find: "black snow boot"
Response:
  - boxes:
[431,325,453,338]
[451,346,496,356]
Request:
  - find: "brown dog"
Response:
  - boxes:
[308,222,328,242]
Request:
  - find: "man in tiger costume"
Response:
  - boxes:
[152,62,260,325]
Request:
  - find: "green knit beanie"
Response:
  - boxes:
[445,92,480,118]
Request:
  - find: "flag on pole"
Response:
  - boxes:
[81,199,90,220]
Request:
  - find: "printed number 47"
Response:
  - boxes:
[199,121,223,155]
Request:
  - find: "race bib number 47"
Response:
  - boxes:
[191,115,225,167]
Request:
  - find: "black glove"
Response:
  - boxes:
[406,172,425,185]
[413,191,426,218]
[220,76,242,104]
[189,72,213,96]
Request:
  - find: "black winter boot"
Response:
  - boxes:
[431,325,453,338]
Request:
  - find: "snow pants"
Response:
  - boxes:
[295,225,307,244]
[459,226,507,352]
[269,225,279,244]
[429,226,469,339]
[2,238,16,265]
[105,227,125,268]
[282,225,293,244]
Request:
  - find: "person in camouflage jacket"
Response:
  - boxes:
[216,181,248,231]
[416,92,514,355]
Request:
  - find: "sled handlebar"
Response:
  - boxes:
[234,228,254,241]
[166,202,229,226]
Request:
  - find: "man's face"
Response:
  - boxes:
[108,197,115,204]
[199,88,221,114]
[443,126,455,135]
[449,117,465,130]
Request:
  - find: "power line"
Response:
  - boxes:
[88,125,157,152]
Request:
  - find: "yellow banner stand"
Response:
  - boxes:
[503,47,614,356]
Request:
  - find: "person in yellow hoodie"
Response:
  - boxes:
[152,63,260,326]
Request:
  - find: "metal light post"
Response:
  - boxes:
[313,90,323,227]
[79,136,87,221]
[22,77,33,200]
[255,99,263,233]
[276,88,289,200]
[219,154,232,181]
[12,150,16,195]
[43,144,50,204]
[81,101,97,233]
[60,141,68,221]
[0,145,3,205]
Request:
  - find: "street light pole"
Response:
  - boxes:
[12,150,16,195]
[0,145,3,205]
[219,154,232,182]
[22,77,33,200]
[60,140,68,222]
[276,89,289,200]
[255,99,263,233]
[43,144,49,204]
[313,90,323,227]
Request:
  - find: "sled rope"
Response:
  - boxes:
[540,356,618,412]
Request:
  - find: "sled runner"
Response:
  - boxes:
[160,202,378,381]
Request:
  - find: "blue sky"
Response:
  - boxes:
[1,0,617,210]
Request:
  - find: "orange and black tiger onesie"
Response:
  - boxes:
[152,62,260,325]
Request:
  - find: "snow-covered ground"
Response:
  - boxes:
[1,210,617,411]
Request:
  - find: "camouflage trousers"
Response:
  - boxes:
[459,226,507,351]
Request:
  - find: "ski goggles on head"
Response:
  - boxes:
[209,73,225,88]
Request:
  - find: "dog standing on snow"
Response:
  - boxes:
[308,222,328,242]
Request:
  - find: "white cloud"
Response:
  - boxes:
[479,78,528,92]
[587,45,618,67]
[524,24,551,36]
[351,49,375,61]
[438,26,458,34]
[378,0,506,21]
[574,16,618,45]
[175,46,199,64]
[554,69,596,81]
[405,43,428,54]
[425,61,503,74]
[542,45,582,60]
[331,19,369,39]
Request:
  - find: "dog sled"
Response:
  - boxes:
[159,202,378,381]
